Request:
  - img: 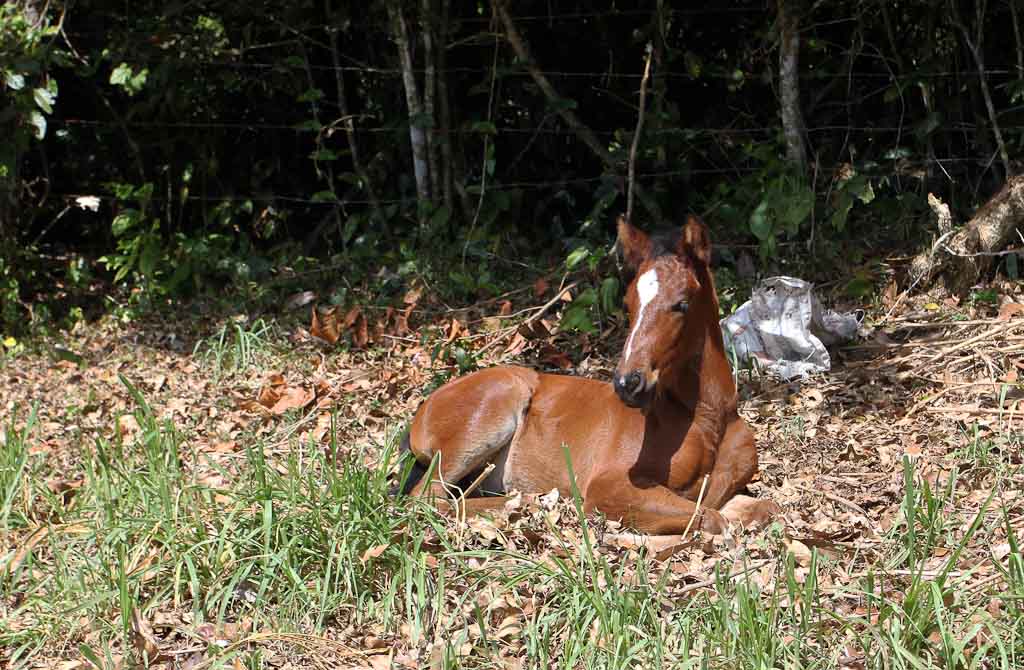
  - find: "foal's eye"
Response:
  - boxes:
[673,300,689,314]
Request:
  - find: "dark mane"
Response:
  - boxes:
[648,228,683,259]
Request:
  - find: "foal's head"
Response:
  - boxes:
[613,215,714,409]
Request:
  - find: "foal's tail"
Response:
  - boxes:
[389,430,428,497]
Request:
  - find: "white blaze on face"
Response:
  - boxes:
[625,267,659,359]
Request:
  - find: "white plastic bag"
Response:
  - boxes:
[720,276,861,380]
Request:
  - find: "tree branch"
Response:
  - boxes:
[777,0,807,171]
[951,0,1011,178]
[436,0,455,219]
[494,0,663,225]
[327,0,381,223]
[421,0,441,203]
[626,44,653,225]
[387,0,432,219]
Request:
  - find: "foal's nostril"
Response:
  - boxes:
[614,371,645,399]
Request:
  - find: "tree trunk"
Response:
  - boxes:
[908,176,1024,294]
[436,0,456,221]
[387,1,432,220]
[421,0,441,205]
[651,0,667,173]
[1012,0,1024,89]
[777,0,807,172]
[951,0,1011,180]
[626,46,653,225]
[921,6,938,183]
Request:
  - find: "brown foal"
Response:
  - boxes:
[399,215,779,534]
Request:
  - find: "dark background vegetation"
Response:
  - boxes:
[1,0,1021,334]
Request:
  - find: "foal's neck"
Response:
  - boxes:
[656,280,737,419]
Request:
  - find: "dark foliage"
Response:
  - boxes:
[1,0,1021,332]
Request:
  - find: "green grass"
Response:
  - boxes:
[2,386,1024,669]
[194,318,276,379]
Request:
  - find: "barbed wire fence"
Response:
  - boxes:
[22,8,1023,228]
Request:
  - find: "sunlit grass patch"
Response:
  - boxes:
[3,381,1024,669]
[194,317,277,379]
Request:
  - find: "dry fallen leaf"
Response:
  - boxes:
[253,375,316,415]
[117,414,140,440]
[446,318,463,343]
[361,544,388,564]
[504,332,528,358]
[787,538,813,567]
[130,607,162,664]
[351,309,370,348]
[540,346,572,369]
[395,303,415,335]
[998,302,1024,321]
[311,305,342,344]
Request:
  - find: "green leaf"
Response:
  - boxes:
[748,200,771,241]
[560,304,596,334]
[855,180,875,205]
[600,277,621,315]
[780,189,813,235]
[565,246,590,269]
[913,111,942,140]
[342,214,360,243]
[139,237,160,276]
[135,182,154,201]
[573,287,598,308]
[167,259,192,290]
[684,51,703,78]
[311,190,338,202]
[297,87,324,103]
[27,111,46,139]
[469,120,497,135]
[883,147,912,160]
[310,148,339,161]
[845,277,873,298]
[79,645,102,669]
[428,205,451,231]
[111,210,140,237]
[831,194,853,232]
[110,63,147,95]
[5,72,25,91]
[547,97,578,112]
[130,69,149,92]
[1007,79,1024,104]
[110,63,132,86]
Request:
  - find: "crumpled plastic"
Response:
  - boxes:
[720,276,862,380]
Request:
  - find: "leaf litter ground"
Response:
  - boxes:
[1,276,1023,669]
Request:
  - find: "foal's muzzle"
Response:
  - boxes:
[613,370,654,409]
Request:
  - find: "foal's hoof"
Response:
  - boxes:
[720,495,783,531]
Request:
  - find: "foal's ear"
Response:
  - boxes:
[677,215,711,266]
[616,215,651,269]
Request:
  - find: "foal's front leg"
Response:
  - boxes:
[583,472,729,535]
[698,418,781,530]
